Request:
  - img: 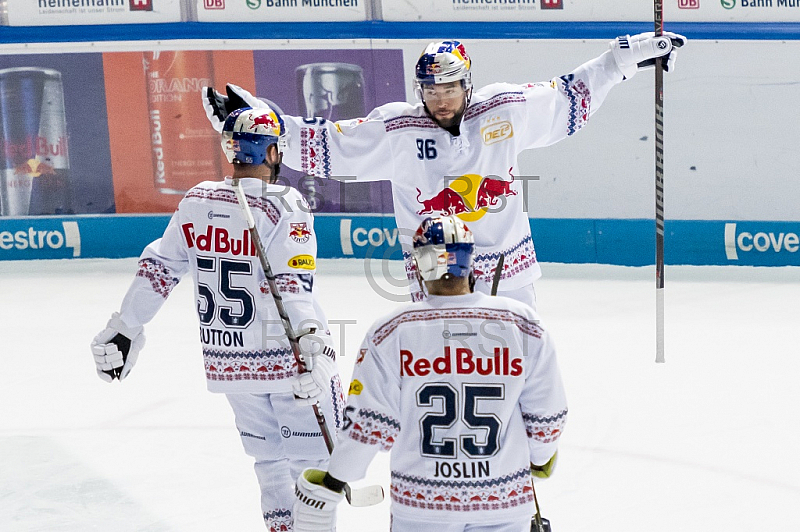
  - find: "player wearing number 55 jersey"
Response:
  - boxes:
[292,216,568,532]
[91,107,344,531]
[204,34,685,309]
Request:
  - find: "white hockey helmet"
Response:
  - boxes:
[412,216,475,282]
[221,106,287,164]
[414,41,473,102]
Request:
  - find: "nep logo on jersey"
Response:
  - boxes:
[288,254,315,270]
[129,0,153,11]
[290,222,311,243]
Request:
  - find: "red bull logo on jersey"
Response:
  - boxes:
[400,346,522,377]
[415,170,517,222]
[181,223,256,256]
[289,222,311,244]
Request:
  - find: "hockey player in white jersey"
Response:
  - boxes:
[292,216,568,532]
[90,106,345,531]
[204,34,686,309]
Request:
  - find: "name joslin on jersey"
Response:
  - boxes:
[401,346,523,377]
[181,222,257,256]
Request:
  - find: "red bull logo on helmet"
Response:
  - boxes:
[415,170,517,223]
[249,111,280,135]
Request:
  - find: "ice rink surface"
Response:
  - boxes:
[2,258,799,532]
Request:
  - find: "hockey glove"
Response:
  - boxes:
[90,312,145,382]
[293,468,343,532]
[202,83,267,133]
[609,32,687,80]
[530,451,558,480]
[292,335,336,406]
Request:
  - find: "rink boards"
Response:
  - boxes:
[1,214,798,267]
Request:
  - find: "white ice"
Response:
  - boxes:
[1,258,799,532]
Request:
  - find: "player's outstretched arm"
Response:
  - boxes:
[609,32,687,80]
[90,312,145,382]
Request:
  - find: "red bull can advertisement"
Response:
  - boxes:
[0,67,72,216]
[143,51,222,195]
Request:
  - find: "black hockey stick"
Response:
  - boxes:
[490,254,504,296]
[654,0,666,363]
[231,179,384,507]
[488,254,550,531]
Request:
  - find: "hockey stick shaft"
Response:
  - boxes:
[231,179,383,507]
[490,254,504,296]
[654,0,666,363]
[489,254,548,530]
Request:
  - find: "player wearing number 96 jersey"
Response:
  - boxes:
[90,107,344,531]
[293,216,568,532]
[205,35,685,309]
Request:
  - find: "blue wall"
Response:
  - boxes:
[3,214,798,266]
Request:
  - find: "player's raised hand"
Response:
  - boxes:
[202,83,268,133]
[293,468,343,532]
[90,312,145,382]
[291,335,336,406]
[609,31,687,79]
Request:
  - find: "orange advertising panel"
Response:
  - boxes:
[103,50,255,213]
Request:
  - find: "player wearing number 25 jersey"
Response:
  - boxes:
[293,216,568,532]
[91,107,343,531]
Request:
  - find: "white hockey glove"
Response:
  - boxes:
[293,468,344,532]
[292,335,336,406]
[609,32,687,80]
[90,312,145,382]
[202,83,267,133]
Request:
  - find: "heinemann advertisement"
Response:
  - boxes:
[380,0,800,22]
[5,0,182,26]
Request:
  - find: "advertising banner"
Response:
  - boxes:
[381,0,800,22]
[0,54,115,217]
[0,215,170,260]
[6,0,182,26]
[250,48,404,214]
[196,0,366,22]
[103,49,255,214]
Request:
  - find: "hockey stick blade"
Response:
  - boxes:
[344,483,384,507]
